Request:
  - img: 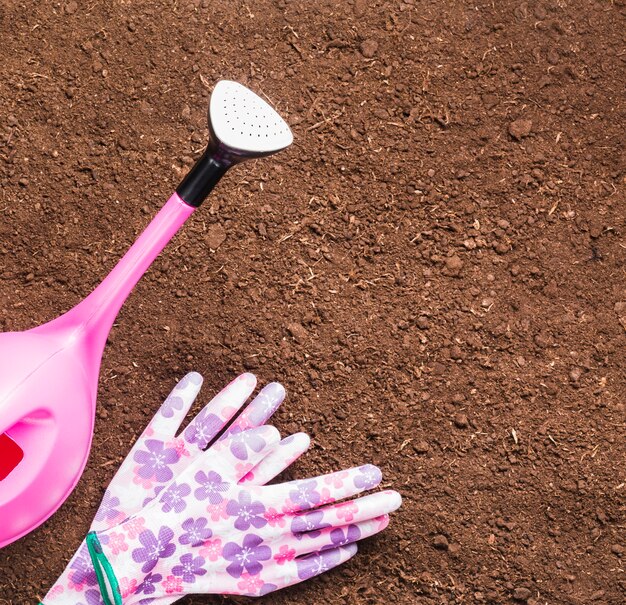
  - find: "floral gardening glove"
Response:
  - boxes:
[42,372,308,605]
[69,426,401,603]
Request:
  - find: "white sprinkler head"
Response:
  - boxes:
[209,80,293,158]
[177,80,293,207]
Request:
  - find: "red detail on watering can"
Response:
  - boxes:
[0,433,23,480]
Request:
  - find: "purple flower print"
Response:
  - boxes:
[177,372,202,389]
[81,589,104,605]
[194,470,229,505]
[162,372,203,420]
[291,510,330,539]
[184,407,222,447]
[142,484,166,508]
[132,527,176,573]
[289,480,321,509]
[69,545,98,587]
[243,383,284,427]
[172,553,207,584]
[160,481,191,513]
[135,572,162,595]
[260,583,279,596]
[223,533,271,578]
[179,517,212,547]
[94,490,121,523]
[226,491,267,531]
[353,465,381,490]
[133,439,179,483]
[228,428,267,461]
[161,395,185,419]
[296,548,341,580]
[321,525,361,551]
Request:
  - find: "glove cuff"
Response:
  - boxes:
[86,532,122,605]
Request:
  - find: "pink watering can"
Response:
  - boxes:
[0,81,293,548]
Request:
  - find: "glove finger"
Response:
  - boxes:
[149,426,280,513]
[208,425,282,483]
[240,433,310,486]
[289,490,401,533]
[228,490,400,544]
[267,464,383,513]
[274,516,388,559]
[222,381,286,436]
[146,372,203,437]
[266,543,358,592]
[181,373,257,449]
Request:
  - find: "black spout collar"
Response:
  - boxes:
[176,151,229,207]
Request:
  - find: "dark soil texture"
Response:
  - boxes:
[0,1,625,604]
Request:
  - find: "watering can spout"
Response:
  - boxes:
[176,80,292,207]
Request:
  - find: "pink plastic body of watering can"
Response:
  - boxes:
[0,80,293,548]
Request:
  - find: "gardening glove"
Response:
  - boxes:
[41,372,308,605]
[70,426,401,603]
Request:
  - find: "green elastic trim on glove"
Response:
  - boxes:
[86,532,122,605]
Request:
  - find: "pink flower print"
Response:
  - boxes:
[281,498,299,515]
[168,437,190,459]
[108,532,128,555]
[324,470,349,489]
[235,461,254,478]
[206,500,229,522]
[233,411,252,431]
[336,501,358,523]
[221,405,239,420]
[199,538,222,562]
[237,572,265,594]
[263,507,285,528]
[125,517,146,540]
[376,514,390,531]
[161,575,183,595]
[105,512,126,530]
[48,585,64,598]
[274,544,296,565]
[132,465,156,490]
[144,426,155,438]
[318,487,335,506]
[241,469,256,483]
[118,577,138,599]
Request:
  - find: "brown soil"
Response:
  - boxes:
[0,1,625,604]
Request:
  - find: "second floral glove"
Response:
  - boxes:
[86,426,401,603]
[42,373,308,605]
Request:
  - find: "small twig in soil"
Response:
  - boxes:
[99,459,119,468]
[289,41,305,60]
[306,109,344,132]
[198,74,212,89]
